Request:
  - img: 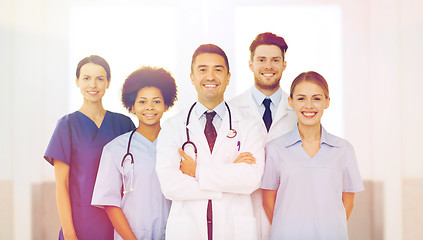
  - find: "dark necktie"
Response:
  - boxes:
[204,111,216,240]
[263,98,272,132]
[204,111,217,153]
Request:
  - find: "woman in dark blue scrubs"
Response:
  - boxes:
[44,55,135,240]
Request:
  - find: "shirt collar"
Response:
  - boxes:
[194,101,226,120]
[284,124,339,147]
[251,86,282,108]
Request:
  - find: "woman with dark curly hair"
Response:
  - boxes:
[92,66,178,240]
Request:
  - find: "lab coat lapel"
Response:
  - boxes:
[212,108,231,154]
[236,89,263,121]
[271,91,290,128]
[185,110,210,154]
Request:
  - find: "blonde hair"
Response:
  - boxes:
[290,71,329,98]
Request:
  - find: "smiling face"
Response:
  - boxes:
[249,45,286,95]
[76,63,110,103]
[190,53,231,109]
[288,81,330,128]
[132,86,166,128]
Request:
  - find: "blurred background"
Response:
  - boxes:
[0,0,422,239]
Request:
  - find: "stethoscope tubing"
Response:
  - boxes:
[182,102,237,162]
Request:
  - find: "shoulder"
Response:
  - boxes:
[268,128,297,148]
[228,88,252,107]
[324,130,355,152]
[107,111,132,121]
[107,111,135,127]
[103,131,133,151]
[55,111,79,129]
[161,108,188,130]
[229,103,258,125]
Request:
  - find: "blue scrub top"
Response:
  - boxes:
[44,111,135,240]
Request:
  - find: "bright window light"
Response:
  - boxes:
[69,5,177,122]
[235,5,343,136]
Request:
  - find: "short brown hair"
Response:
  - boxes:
[249,32,288,60]
[191,44,230,73]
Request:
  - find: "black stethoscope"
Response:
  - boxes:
[181,102,237,162]
[121,129,137,195]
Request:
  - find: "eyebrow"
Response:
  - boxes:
[138,96,163,99]
[255,56,282,59]
[197,64,225,69]
[295,94,324,97]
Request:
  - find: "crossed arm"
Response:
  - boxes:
[179,149,257,177]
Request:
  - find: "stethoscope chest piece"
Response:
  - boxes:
[227,129,237,138]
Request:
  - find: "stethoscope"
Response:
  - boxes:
[121,129,137,195]
[181,102,237,162]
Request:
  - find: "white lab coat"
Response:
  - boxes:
[156,102,265,240]
[229,87,297,240]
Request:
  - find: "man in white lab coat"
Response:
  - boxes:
[229,32,297,240]
[156,44,265,240]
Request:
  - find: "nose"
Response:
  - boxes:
[89,79,97,88]
[305,99,313,108]
[146,101,154,110]
[264,60,272,69]
[205,71,215,80]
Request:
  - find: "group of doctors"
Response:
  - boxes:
[44,32,364,240]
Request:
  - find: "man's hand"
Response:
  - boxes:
[233,152,256,165]
[179,148,197,177]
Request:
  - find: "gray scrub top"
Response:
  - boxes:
[92,131,170,240]
[261,125,364,240]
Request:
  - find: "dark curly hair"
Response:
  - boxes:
[121,66,178,112]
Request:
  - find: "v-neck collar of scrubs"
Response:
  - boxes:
[76,110,109,129]
[133,130,158,147]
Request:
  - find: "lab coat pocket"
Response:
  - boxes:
[233,216,258,240]
[165,217,189,240]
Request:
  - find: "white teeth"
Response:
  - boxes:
[303,112,316,117]
[262,73,274,77]
[204,84,217,87]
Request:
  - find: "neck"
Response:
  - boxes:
[255,84,279,97]
[198,97,224,110]
[137,122,161,143]
[298,122,321,142]
[79,100,106,117]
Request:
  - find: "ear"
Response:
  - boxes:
[282,61,287,71]
[164,105,169,112]
[226,72,231,84]
[75,78,79,87]
[248,59,254,72]
[106,78,111,89]
[190,72,194,85]
[325,97,330,109]
[288,96,294,109]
